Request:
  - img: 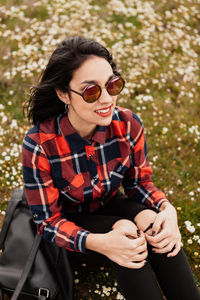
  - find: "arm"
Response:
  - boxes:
[22,135,90,252]
[123,113,168,209]
[122,113,182,256]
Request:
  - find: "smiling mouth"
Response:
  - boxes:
[95,105,112,116]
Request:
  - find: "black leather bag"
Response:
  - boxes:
[0,189,73,300]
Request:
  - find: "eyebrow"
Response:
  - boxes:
[80,74,115,86]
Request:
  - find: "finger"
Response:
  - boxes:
[131,250,148,262]
[151,237,171,249]
[145,232,153,241]
[145,228,154,236]
[126,234,137,240]
[123,244,147,259]
[145,234,157,246]
[145,230,168,245]
[124,260,147,269]
[134,243,148,254]
[127,228,138,239]
[125,232,146,245]
[124,236,146,254]
[167,243,181,257]
[151,229,169,243]
[146,234,168,248]
[145,231,166,246]
[139,230,147,239]
[133,235,147,247]
[151,214,166,235]
[124,229,138,239]
[152,242,174,254]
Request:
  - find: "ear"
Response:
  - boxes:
[56,89,70,104]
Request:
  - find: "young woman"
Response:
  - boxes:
[22,36,200,299]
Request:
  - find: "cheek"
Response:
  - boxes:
[71,98,95,114]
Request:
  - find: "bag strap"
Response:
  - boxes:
[11,233,43,300]
[0,189,24,250]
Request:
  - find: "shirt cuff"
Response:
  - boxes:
[76,229,91,253]
[156,198,169,209]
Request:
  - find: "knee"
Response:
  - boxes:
[112,218,136,230]
[134,209,157,233]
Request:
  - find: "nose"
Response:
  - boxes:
[98,87,113,103]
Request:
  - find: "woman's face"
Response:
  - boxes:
[58,56,118,139]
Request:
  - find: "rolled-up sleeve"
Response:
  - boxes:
[122,113,168,209]
[22,135,90,252]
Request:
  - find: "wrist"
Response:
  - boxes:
[85,233,107,253]
[159,200,171,211]
[160,201,177,216]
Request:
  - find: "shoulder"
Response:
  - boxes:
[110,107,144,144]
[112,106,143,128]
[23,115,60,147]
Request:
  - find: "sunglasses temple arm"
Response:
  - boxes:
[69,89,83,97]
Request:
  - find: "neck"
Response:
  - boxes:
[68,110,96,140]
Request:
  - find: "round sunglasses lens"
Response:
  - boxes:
[107,77,124,96]
[83,85,101,102]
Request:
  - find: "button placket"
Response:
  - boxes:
[85,145,100,191]
[33,213,38,219]
[86,145,95,160]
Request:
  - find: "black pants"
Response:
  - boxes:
[67,191,200,300]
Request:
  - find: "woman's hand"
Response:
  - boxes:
[145,202,182,257]
[85,219,147,269]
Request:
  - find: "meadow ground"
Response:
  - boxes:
[0,0,199,298]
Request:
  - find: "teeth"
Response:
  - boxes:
[96,108,109,113]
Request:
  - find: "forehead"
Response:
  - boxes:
[72,56,113,83]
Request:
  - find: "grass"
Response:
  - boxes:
[0,0,199,298]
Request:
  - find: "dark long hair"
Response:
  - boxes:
[24,36,120,125]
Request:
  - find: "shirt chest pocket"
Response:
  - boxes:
[53,173,85,203]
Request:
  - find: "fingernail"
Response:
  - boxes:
[137,229,140,237]
[152,231,156,236]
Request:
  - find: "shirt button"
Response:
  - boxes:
[33,213,38,219]
[67,186,71,191]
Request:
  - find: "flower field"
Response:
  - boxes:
[0,0,199,298]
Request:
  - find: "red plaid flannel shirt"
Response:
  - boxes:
[22,106,168,252]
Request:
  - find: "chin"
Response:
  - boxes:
[98,118,112,126]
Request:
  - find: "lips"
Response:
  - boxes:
[95,105,112,117]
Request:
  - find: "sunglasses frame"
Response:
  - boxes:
[69,76,125,103]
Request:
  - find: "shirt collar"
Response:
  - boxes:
[58,113,106,152]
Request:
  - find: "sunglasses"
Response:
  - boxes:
[69,76,125,103]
